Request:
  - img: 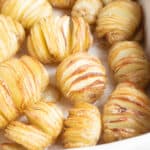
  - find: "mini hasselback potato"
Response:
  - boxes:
[0,56,49,110]
[1,0,52,29]
[24,101,63,142]
[5,102,63,150]
[72,0,103,24]
[48,0,76,8]
[56,53,107,103]
[5,121,51,150]
[96,0,141,44]
[108,41,150,88]
[103,82,150,143]
[62,102,101,148]
[0,56,49,129]
[1,143,25,150]
[27,16,93,64]
[0,15,25,63]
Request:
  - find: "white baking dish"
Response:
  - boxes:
[0,1,149,150]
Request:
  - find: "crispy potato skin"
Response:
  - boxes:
[62,102,101,148]
[96,0,141,44]
[56,52,107,103]
[72,0,103,24]
[27,16,93,64]
[1,0,52,29]
[108,41,150,88]
[103,82,150,143]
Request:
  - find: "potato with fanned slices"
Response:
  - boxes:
[108,41,150,88]
[27,16,93,64]
[48,0,76,8]
[5,101,63,150]
[0,15,25,63]
[72,0,103,24]
[1,0,52,29]
[5,121,51,150]
[56,53,107,103]
[0,56,49,129]
[96,0,141,44]
[103,82,150,143]
[62,102,101,148]
[24,101,63,143]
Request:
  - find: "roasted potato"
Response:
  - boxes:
[103,82,150,143]
[1,0,52,29]
[56,53,107,103]
[62,102,101,148]
[96,0,141,44]
[27,16,93,64]
[108,41,150,88]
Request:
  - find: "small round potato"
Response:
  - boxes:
[62,102,101,148]
[96,0,141,44]
[0,56,49,129]
[5,121,51,150]
[1,0,52,29]
[72,0,103,24]
[24,101,63,142]
[108,41,150,88]
[103,82,150,143]
[5,102,63,150]
[27,16,93,64]
[56,53,107,103]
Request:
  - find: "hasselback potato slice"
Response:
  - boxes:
[96,0,141,44]
[0,56,49,128]
[1,0,52,29]
[62,102,101,148]
[103,82,150,143]
[56,53,106,103]
[108,41,150,88]
[5,121,51,150]
[27,16,93,64]
[24,101,63,143]
[72,0,103,24]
